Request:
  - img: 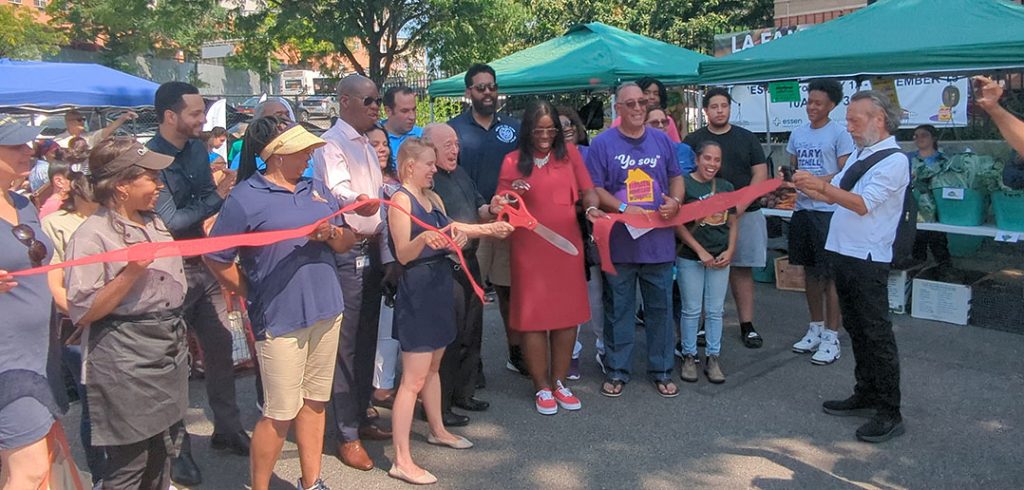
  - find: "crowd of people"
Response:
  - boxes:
[2,65,1023,489]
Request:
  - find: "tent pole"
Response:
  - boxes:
[430,97,436,123]
[763,83,773,174]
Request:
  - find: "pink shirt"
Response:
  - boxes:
[38,193,63,219]
[312,118,384,235]
[612,114,682,143]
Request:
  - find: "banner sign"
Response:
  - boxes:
[727,77,970,133]
[713,26,806,58]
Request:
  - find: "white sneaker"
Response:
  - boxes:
[792,323,823,353]
[811,330,841,365]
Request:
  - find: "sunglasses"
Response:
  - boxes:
[618,99,644,110]
[11,224,47,267]
[647,119,669,127]
[471,83,498,93]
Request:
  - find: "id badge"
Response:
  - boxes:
[355,255,370,273]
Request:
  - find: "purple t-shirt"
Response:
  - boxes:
[586,128,682,264]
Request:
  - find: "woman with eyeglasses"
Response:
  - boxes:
[907,124,951,265]
[64,136,187,489]
[647,107,696,175]
[494,99,604,415]
[0,118,60,489]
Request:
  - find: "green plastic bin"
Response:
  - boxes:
[991,192,1024,232]
[932,188,988,226]
[947,233,985,257]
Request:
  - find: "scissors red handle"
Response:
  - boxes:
[496,191,538,230]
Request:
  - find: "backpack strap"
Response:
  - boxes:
[838,148,902,191]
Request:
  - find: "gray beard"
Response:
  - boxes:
[855,128,883,149]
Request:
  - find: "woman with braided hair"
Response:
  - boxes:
[204,116,357,490]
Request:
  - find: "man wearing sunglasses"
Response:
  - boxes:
[54,108,137,149]
[313,74,393,472]
[447,63,525,379]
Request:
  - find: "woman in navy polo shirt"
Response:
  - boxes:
[204,117,357,490]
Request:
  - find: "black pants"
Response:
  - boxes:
[101,431,171,490]
[332,238,384,443]
[831,253,902,416]
[912,230,951,263]
[440,254,484,411]
[172,261,242,457]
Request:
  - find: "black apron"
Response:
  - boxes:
[85,309,188,447]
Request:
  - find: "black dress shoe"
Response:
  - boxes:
[822,395,877,418]
[856,414,905,443]
[211,430,251,456]
[171,451,202,486]
[453,397,490,412]
[442,410,470,427]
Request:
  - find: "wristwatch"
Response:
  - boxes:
[618,202,628,213]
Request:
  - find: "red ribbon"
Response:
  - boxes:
[593,178,783,274]
[10,199,487,301]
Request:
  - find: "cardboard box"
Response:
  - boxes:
[888,265,924,314]
[911,266,986,326]
[774,256,806,292]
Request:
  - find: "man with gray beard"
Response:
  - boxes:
[793,90,909,443]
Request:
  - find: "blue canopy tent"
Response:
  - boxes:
[0,59,159,109]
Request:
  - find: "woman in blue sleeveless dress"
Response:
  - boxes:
[386,138,512,485]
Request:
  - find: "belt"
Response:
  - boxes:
[104,308,184,323]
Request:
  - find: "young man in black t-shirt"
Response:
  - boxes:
[684,87,768,348]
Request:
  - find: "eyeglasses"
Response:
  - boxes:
[11,225,47,267]
[69,118,86,123]
[531,128,559,137]
[618,99,644,110]
[471,83,498,93]
[647,119,669,128]
[362,96,383,107]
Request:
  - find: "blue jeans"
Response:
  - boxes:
[602,262,674,383]
[676,258,730,356]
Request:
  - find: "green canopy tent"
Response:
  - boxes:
[698,0,1024,85]
[428,22,711,97]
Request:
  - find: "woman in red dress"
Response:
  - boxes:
[496,100,605,415]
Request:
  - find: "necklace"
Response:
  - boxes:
[533,153,550,168]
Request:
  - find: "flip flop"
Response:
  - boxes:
[601,379,624,398]
[653,379,680,398]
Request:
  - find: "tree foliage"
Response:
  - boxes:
[0,4,67,60]
[47,0,228,71]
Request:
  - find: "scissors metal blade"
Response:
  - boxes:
[531,223,579,256]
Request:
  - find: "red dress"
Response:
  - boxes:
[497,144,593,332]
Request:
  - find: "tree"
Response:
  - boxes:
[47,0,228,73]
[235,0,511,84]
[0,4,67,60]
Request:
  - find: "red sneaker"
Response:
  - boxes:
[535,389,558,415]
[553,381,581,410]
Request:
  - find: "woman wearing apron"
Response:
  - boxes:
[387,138,512,485]
[65,137,187,490]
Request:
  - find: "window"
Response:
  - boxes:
[36,0,48,7]
[10,0,23,5]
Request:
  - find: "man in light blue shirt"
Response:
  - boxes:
[382,86,422,160]
[786,79,856,366]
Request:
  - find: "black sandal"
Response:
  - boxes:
[741,324,763,349]
[653,379,680,398]
[601,379,625,397]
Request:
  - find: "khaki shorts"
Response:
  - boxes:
[476,237,511,287]
[256,314,342,421]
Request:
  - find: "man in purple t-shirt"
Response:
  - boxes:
[586,82,685,398]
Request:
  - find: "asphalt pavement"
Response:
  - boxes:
[65,283,1024,489]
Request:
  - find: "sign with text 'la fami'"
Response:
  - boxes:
[713,26,808,58]
[726,77,970,133]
